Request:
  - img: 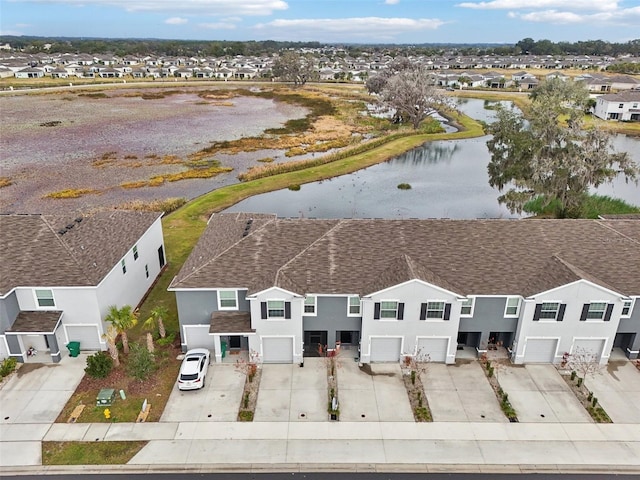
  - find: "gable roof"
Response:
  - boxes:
[170,215,640,297]
[0,211,162,295]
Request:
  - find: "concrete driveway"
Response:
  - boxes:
[161,364,245,422]
[498,364,592,423]
[0,355,87,424]
[337,361,413,422]
[585,361,640,423]
[422,361,506,422]
[254,358,327,422]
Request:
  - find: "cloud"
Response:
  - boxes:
[508,6,640,25]
[457,0,618,11]
[7,0,288,16]
[255,17,446,40]
[385,0,401,4]
[165,17,188,25]
[198,22,237,30]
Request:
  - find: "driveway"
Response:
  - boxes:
[0,355,86,424]
[422,361,506,422]
[254,358,327,422]
[584,361,640,423]
[498,364,592,423]
[161,364,245,422]
[337,360,413,422]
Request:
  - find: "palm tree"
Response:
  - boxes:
[105,304,138,354]
[102,324,120,367]
[144,305,168,339]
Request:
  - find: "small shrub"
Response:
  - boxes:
[415,406,431,422]
[156,332,176,347]
[248,363,257,382]
[126,343,156,381]
[243,392,249,409]
[592,397,598,407]
[577,377,583,387]
[84,352,113,379]
[411,370,416,385]
[571,371,576,380]
[0,357,18,378]
[587,392,593,401]
[238,410,254,422]
[288,184,301,191]
[488,367,494,378]
[397,183,412,190]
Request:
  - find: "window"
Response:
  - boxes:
[619,103,624,108]
[121,259,126,274]
[35,289,55,308]
[380,301,399,319]
[267,300,285,318]
[304,296,316,315]
[145,264,149,278]
[539,302,560,320]
[426,301,445,319]
[622,300,633,318]
[460,298,474,316]
[133,245,139,261]
[586,302,607,320]
[348,296,361,316]
[504,297,520,317]
[218,290,238,310]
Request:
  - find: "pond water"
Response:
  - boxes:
[225,98,639,219]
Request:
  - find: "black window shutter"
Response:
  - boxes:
[285,302,291,319]
[444,303,451,321]
[604,304,614,322]
[580,304,589,321]
[533,304,542,321]
[261,302,267,319]
[374,302,381,320]
[420,303,427,320]
[397,303,404,320]
[557,304,566,322]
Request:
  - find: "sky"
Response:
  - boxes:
[1,0,639,45]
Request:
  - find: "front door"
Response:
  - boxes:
[229,336,242,349]
[303,331,328,356]
[339,331,353,344]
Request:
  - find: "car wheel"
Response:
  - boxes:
[202,377,206,389]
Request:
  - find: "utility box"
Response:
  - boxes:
[96,388,116,407]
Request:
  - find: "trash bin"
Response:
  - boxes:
[66,341,80,357]
[221,341,227,359]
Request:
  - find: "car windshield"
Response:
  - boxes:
[180,373,198,381]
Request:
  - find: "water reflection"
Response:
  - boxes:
[394,142,460,165]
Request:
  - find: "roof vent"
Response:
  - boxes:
[66,223,75,230]
[75,217,83,223]
[58,228,67,235]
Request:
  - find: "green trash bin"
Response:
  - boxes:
[66,341,80,357]
[221,341,227,359]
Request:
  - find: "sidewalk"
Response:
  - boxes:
[2,420,640,471]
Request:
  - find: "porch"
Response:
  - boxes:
[209,311,255,364]
[5,310,64,363]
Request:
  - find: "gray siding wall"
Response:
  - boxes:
[0,292,20,334]
[175,290,250,326]
[303,296,361,347]
[616,298,640,357]
[459,297,519,347]
[7,335,21,358]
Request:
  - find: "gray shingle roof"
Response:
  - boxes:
[170,215,640,297]
[0,211,162,295]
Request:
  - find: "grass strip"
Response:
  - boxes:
[42,441,147,465]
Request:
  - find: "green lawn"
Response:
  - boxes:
[43,441,147,465]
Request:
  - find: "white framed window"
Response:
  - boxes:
[504,297,520,317]
[460,298,474,317]
[380,301,399,319]
[426,301,445,319]
[218,290,238,310]
[586,302,607,320]
[267,300,285,318]
[304,296,317,315]
[539,302,560,320]
[133,245,139,261]
[35,289,55,308]
[622,299,634,318]
[121,259,127,274]
[348,296,361,316]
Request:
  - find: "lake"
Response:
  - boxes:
[225,98,639,219]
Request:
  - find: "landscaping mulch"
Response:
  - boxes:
[558,370,612,423]
[237,365,262,422]
[400,366,432,422]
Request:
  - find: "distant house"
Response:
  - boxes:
[14,67,44,79]
[0,212,166,363]
[594,91,640,121]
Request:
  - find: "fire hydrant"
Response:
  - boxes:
[103,408,111,419]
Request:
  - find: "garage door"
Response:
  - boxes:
[370,337,402,362]
[182,325,215,351]
[572,339,605,363]
[262,337,293,363]
[417,338,449,363]
[523,338,558,363]
[65,325,102,350]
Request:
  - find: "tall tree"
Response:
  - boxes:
[487,79,639,218]
[105,305,138,355]
[271,51,316,86]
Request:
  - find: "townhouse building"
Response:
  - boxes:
[594,91,640,121]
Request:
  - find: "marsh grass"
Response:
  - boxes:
[45,188,99,199]
[524,194,640,218]
[0,176,13,188]
[117,197,187,213]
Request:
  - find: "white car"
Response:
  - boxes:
[178,348,210,390]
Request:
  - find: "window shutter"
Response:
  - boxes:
[285,302,291,319]
[261,302,267,319]
[444,303,451,321]
[533,304,542,321]
[420,303,427,321]
[557,304,566,322]
[374,302,381,320]
[397,303,404,320]
[580,304,589,321]
[604,304,614,322]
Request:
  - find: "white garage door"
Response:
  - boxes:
[370,337,402,362]
[182,325,215,351]
[524,338,558,363]
[417,338,449,363]
[572,339,605,363]
[262,337,293,363]
[0,336,8,360]
[65,325,102,350]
